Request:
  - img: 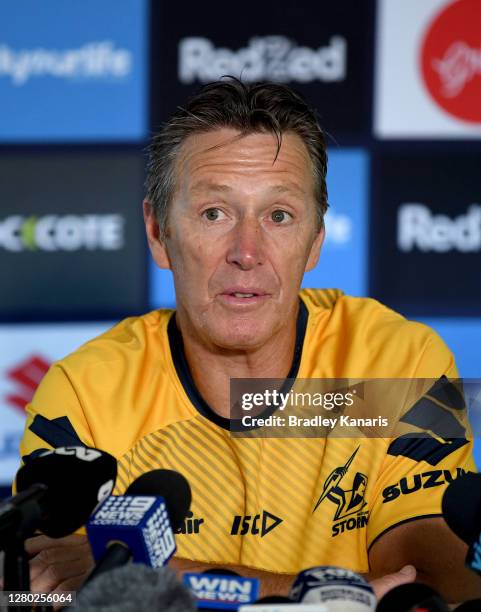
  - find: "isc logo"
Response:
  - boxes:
[230,511,282,537]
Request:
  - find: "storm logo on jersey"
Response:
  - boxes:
[313,447,370,537]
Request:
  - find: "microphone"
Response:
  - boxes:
[76,563,196,611]
[442,472,481,576]
[86,469,191,581]
[2,446,116,594]
[126,468,192,531]
[375,583,449,611]
[2,446,116,543]
[183,568,260,610]
[289,566,376,611]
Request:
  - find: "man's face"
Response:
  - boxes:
[145,128,324,351]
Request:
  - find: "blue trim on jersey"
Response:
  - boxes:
[28,415,85,449]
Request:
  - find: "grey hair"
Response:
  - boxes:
[145,78,329,238]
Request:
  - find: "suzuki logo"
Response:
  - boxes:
[5,355,50,412]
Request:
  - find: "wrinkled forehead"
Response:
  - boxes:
[173,128,316,197]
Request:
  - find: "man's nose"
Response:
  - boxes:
[226,217,265,270]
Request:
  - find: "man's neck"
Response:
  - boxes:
[176,308,301,419]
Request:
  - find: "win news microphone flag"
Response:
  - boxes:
[86,469,191,580]
[183,568,260,610]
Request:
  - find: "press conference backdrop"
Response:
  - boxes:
[1,0,481,489]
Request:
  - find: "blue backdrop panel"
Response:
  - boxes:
[303,149,368,297]
[0,0,148,141]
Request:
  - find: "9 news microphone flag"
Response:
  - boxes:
[86,469,191,580]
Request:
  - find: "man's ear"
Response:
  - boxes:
[143,199,171,270]
[305,226,325,272]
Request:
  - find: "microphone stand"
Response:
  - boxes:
[3,538,53,612]
[3,537,30,612]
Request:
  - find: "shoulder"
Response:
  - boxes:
[26,309,180,457]
[59,309,174,373]
[300,289,456,378]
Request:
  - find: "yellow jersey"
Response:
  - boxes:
[19,289,474,574]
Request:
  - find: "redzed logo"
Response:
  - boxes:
[5,355,50,412]
[420,0,481,123]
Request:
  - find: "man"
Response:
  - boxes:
[18,79,480,602]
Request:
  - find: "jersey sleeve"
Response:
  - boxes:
[367,330,476,551]
[16,363,99,534]
[19,362,95,465]
[367,439,475,550]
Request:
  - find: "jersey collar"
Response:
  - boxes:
[167,298,309,430]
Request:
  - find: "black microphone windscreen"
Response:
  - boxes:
[376,582,449,612]
[76,563,196,611]
[15,447,117,538]
[442,472,481,544]
[125,469,192,531]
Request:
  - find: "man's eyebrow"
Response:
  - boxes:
[190,181,233,194]
[268,184,307,197]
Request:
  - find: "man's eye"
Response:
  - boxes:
[271,210,291,223]
[202,208,224,221]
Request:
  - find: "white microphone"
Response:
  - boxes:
[289,566,376,611]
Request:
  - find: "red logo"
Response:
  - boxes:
[420,0,481,123]
[5,355,50,412]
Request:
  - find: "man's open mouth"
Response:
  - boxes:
[219,289,269,301]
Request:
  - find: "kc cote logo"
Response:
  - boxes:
[420,0,481,123]
[0,214,124,252]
